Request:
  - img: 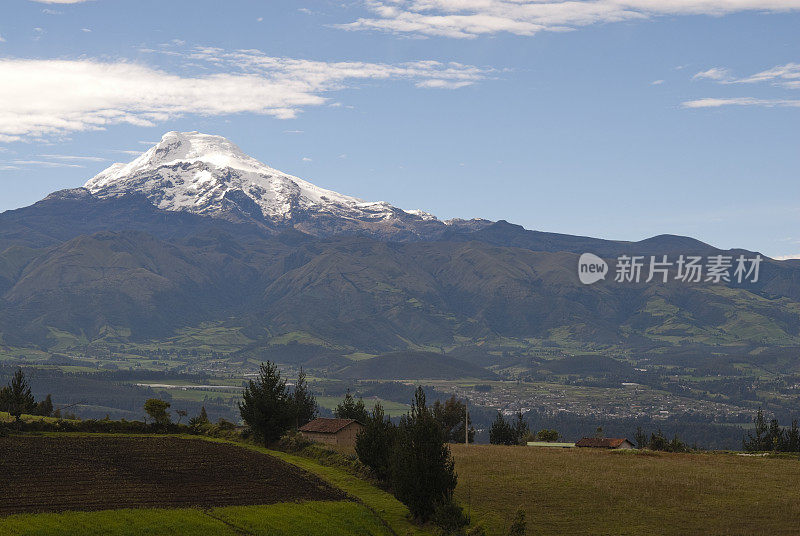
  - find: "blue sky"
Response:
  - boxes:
[0,0,798,257]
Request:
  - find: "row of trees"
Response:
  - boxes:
[237,364,465,528]
[239,362,317,445]
[355,387,463,526]
[0,369,54,421]
[488,411,562,445]
[743,410,800,452]
[335,391,475,444]
[489,411,530,445]
[634,427,689,452]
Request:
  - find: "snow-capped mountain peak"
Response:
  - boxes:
[84,131,411,227]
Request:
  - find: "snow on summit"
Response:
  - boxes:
[85,131,416,224]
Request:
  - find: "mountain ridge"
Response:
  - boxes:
[1,131,798,358]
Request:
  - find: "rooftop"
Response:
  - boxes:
[299,418,362,434]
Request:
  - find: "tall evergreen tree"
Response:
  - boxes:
[34,394,54,417]
[239,361,293,445]
[290,367,317,428]
[634,426,648,449]
[389,387,457,521]
[355,402,395,480]
[512,410,529,445]
[768,418,786,451]
[335,389,369,422]
[744,409,770,452]
[489,412,517,445]
[0,368,36,421]
[788,420,800,452]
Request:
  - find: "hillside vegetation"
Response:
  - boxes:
[1,192,799,354]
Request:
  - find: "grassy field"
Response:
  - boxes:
[0,411,79,424]
[451,444,800,536]
[0,501,391,536]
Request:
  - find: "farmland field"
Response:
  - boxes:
[451,444,800,536]
[0,436,345,515]
[0,501,393,536]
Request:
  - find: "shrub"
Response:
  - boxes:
[431,500,470,535]
[507,509,527,536]
[278,430,313,452]
[143,398,171,427]
[536,429,560,442]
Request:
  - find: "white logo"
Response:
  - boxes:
[578,253,608,285]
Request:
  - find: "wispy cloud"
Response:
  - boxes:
[693,67,732,82]
[694,63,800,89]
[339,0,800,39]
[682,97,800,109]
[650,79,664,85]
[2,160,84,168]
[0,48,490,141]
[775,253,800,260]
[37,153,107,162]
[687,63,800,109]
[110,149,144,156]
[29,0,92,4]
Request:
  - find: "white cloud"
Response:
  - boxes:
[340,0,800,39]
[29,0,91,3]
[682,97,800,108]
[694,63,800,89]
[0,50,489,142]
[0,34,6,43]
[2,160,84,168]
[37,153,107,162]
[81,28,92,32]
[687,63,800,110]
[110,149,144,156]
[775,253,800,260]
[693,67,732,81]
[650,79,664,85]
[302,157,313,162]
